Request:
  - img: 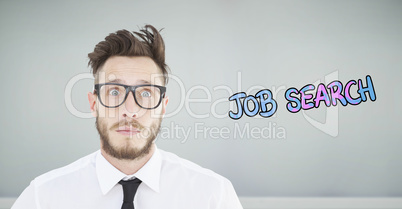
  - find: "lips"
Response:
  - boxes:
[115,126,141,136]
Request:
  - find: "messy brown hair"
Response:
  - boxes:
[88,25,169,84]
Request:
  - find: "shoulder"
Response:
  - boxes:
[158,149,233,186]
[156,149,242,208]
[33,150,98,187]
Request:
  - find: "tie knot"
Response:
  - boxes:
[119,178,142,186]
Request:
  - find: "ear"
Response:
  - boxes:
[161,96,169,116]
[88,91,98,117]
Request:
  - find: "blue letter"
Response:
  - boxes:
[285,88,301,113]
[256,89,277,118]
[228,92,246,120]
[358,75,376,102]
[243,95,259,117]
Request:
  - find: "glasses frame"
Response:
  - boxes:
[94,83,167,109]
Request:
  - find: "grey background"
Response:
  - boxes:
[1,0,401,198]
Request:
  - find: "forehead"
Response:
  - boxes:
[98,56,164,85]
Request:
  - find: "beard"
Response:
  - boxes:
[95,116,162,160]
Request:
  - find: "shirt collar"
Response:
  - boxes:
[96,146,162,195]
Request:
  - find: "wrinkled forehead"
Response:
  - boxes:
[96,56,164,85]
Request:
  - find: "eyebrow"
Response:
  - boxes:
[107,78,125,83]
[108,78,151,85]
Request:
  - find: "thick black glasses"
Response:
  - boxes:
[94,83,166,109]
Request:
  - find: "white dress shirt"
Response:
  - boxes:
[11,147,243,209]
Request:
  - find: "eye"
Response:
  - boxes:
[141,91,152,98]
[109,89,120,96]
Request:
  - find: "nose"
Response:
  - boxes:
[120,91,140,118]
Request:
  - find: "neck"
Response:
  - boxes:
[101,144,156,175]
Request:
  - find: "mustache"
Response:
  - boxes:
[110,120,144,130]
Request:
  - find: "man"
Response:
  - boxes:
[11,25,243,209]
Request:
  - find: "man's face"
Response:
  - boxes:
[88,56,168,160]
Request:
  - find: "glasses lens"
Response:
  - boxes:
[99,84,126,107]
[134,86,162,109]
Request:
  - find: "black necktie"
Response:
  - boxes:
[119,178,142,209]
